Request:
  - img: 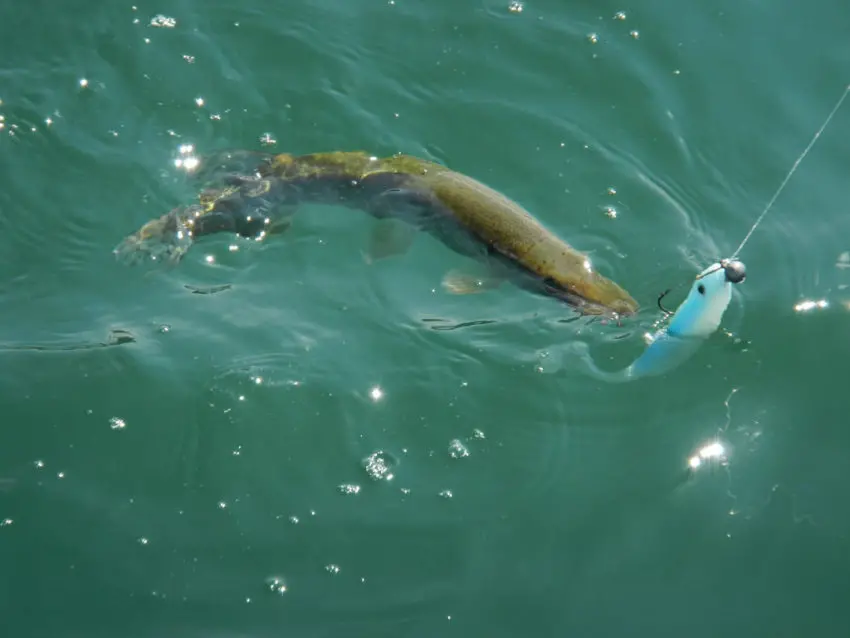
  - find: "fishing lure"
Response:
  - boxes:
[573,259,745,382]
[574,82,850,382]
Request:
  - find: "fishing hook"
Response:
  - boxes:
[657,288,674,315]
[657,261,725,316]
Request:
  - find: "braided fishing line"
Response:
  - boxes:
[730,83,850,260]
[656,83,850,314]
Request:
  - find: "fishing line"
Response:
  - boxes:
[656,83,850,315]
[730,83,850,259]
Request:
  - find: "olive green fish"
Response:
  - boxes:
[115,150,638,317]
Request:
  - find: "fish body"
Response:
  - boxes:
[115,150,638,318]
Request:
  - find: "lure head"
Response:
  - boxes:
[666,259,745,338]
[722,259,746,284]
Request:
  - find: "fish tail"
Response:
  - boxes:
[113,206,200,266]
[565,341,633,384]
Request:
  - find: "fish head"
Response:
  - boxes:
[579,270,641,317]
[667,260,745,337]
[548,265,640,318]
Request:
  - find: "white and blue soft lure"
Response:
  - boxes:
[574,259,746,382]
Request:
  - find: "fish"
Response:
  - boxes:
[570,259,746,381]
[115,150,638,318]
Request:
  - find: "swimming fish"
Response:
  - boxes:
[571,259,746,381]
[115,150,638,318]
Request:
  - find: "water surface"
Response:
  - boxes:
[2,1,850,636]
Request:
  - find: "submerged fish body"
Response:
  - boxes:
[115,150,638,318]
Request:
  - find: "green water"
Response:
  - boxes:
[2,1,850,636]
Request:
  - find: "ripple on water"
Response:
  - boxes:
[264,575,287,595]
[447,439,469,459]
[337,484,361,496]
[362,450,398,481]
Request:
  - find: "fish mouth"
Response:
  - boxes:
[581,299,638,319]
[605,296,640,318]
[552,287,639,319]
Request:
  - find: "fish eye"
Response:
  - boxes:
[697,284,705,295]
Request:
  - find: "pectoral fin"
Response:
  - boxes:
[265,204,298,236]
[363,219,416,263]
[441,268,504,294]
